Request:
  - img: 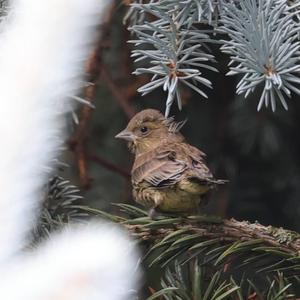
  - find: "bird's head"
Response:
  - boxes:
[115,109,185,154]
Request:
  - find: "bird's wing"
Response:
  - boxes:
[182,144,226,185]
[132,145,188,187]
[132,142,225,188]
[183,144,214,181]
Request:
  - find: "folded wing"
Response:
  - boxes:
[132,142,219,188]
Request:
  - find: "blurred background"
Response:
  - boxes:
[64,1,300,232]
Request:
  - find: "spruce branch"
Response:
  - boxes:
[148,262,297,300]
[220,0,300,111]
[124,0,223,26]
[37,196,300,298]
[33,176,84,239]
[81,204,300,275]
[117,204,300,253]
[128,1,217,116]
[124,0,149,26]
[82,204,300,298]
[126,0,300,114]
[148,260,241,300]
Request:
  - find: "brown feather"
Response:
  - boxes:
[132,145,187,187]
[132,142,214,188]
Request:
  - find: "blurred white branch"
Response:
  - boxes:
[0,0,139,298]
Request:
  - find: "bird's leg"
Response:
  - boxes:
[148,207,180,219]
[148,207,160,220]
[148,193,163,220]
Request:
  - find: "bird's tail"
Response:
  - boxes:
[188,177,228,188]
[209,179,229,186]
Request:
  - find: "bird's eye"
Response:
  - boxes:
[140,126,148,134]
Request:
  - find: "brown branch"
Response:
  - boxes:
[67,1,148,187]
[123,75,149,100]
[69,48,102,189]
[100,63,137,119]
[124,217,300,255]
[88,153,131,179]
[68,3,116,189]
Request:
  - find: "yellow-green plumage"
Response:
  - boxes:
[131,141,214,213]
[115,109,225,215]
[133,184,209,213]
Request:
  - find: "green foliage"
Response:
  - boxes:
[115,204,300,299]
[33,176,84,239]
[70,203,300,299]
[147,260,240,300]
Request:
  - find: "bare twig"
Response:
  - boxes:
[100,63,137,119]
[69,48,103,189]
[88,153,131,179]
[69,4,115,188]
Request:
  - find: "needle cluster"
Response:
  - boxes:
[127,0,300,113]
[219,0,300,111]
[128,1,218,116]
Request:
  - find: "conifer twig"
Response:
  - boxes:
[75,204,300,274]
[124,217,300,255]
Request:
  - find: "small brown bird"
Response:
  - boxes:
[115,109,225,217]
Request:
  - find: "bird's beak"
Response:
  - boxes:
[115,129,135,141]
